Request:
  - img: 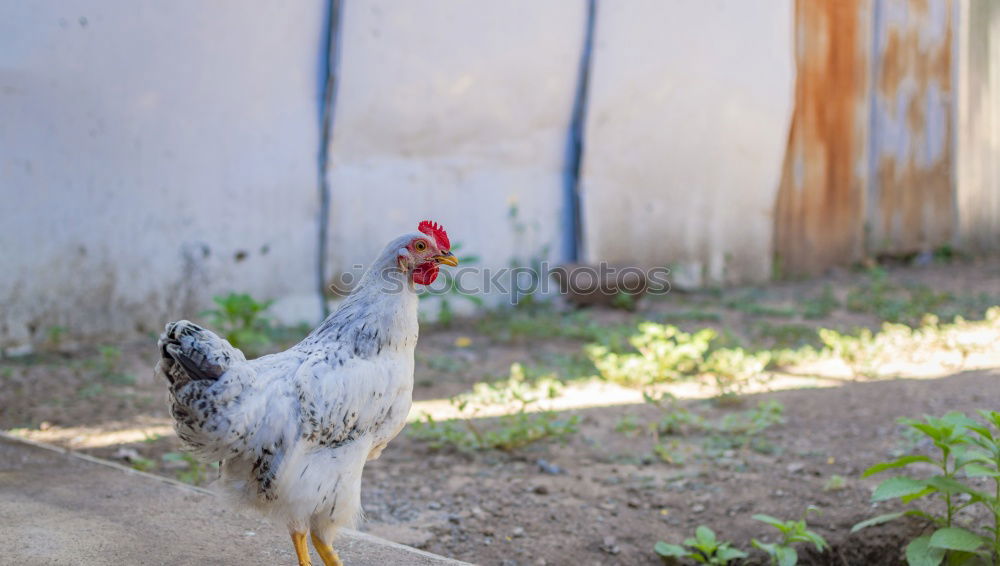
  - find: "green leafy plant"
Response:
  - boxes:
[700,348,772,399]
[817,327,883,379]
[852,411,1000,565]
[201,292,274,354]
[408,364,578,452]
[654,525,748,565]
[751,506,829,566]
[586,323,714,387]
[587,322,771,398]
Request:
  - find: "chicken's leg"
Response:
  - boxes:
[291,531,312,566]
[311,532,344,566]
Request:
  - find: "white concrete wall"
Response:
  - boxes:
[579,0,794,286]
[957,0,1000,251]
[324,0,586,289]
[0,1,326,348]
[0,0,902,348]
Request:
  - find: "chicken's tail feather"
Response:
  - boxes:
[157,320,243,387]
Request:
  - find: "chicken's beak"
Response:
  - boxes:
[434,251,459,267]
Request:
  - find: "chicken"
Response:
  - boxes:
[156,221,457,566]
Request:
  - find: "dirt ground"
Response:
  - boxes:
[3,257,1000,565]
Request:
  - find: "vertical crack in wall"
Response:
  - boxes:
[563,0,597,263]
[316,0,343,318]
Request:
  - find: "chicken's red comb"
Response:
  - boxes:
[418,220,450,250]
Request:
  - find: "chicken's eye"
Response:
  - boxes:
[414,240,428,252]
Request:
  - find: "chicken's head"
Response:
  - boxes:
[398,220,458,285]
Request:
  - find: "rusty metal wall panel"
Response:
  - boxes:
[957,0,1000,251]
[868,0,956,255]
[774,0,872,277]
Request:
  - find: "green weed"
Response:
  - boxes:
[44,325,68,350]
[162,451,216,485]
[89,345,135,385]
[800,285,840,319]
[408,364,578,452]
[201,292,274,355]
[655,525,747,565]
[615,414,642,435]
[853,411,1000,565]
[643,394,785,461]
[752,322,821,350]
[129,455,156,472]
[751,506,829,566]
[823,475,847,492]
[725,293,798,318]
[587,322,769,397]
[422,353,470,375]
[845,267,952,324]
[660,310,723,323]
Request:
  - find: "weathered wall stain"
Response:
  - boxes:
[774,0,871,276]
[868,0,955,255]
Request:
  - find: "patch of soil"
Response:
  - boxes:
[359,371,996,565]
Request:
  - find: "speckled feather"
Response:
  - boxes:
[157,232,429,537]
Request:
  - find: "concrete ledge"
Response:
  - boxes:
[0,432,468,565]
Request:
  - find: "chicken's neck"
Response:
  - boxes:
[297,254,419,358]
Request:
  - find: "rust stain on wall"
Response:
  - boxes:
[774,0,871,276]
[868,0,955,255]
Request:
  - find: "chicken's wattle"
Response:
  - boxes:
[412,261,439,285]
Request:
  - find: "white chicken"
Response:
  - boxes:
[157,221,457,566]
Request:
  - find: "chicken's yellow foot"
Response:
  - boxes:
[311,532,344,566]
[292,531,312,566]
